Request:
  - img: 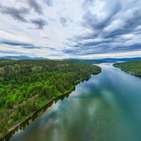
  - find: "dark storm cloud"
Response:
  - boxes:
[63,43,141,56]
[60,17,67,26]
[44,0,53,6]
[0,6,29,22]
[68,0,141,56]
[0,39,62,51]
[83,0,121,31]
[1,0,141,59]
[31,18,47,29]
[102,8,141,39]
[0,50,19,54]
[27,0,42,14]
[0,40,41,49]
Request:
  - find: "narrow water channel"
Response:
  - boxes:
[11,63,141,141]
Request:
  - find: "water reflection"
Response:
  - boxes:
[11,64,141,141]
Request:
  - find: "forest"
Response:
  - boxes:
[0,59,101,138]
[114,60,141,78]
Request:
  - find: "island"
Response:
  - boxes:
[0,60,101,139]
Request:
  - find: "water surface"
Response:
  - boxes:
[11,64,141,141]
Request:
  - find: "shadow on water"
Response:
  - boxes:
[11,63,141,141]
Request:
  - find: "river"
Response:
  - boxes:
[11,63,141,141]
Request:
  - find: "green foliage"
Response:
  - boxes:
[114,60,141,77]
[0,60,101,137]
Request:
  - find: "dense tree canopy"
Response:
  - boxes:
[0,60,101,137]
[114,61,141,78]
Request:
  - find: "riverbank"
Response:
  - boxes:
[10,63,141,141]
[0,60,101,139]
[114,60,141,78]
[0,88,74,141]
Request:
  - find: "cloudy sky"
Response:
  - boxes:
[0,0,141,59]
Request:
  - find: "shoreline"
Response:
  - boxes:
[0,70,101,141]
[114,61,141,79]
[0,60,101,138]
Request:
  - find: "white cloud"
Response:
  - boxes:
[104,19,125,32]
[75,50,141,59]
[0,0,141,59]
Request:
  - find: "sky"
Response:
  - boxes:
[0,0,141,59]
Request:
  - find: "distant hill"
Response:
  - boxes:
[0,56,141,63]
[66,57,141,64]
[0,55,45,60]
[93,57,141,63]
